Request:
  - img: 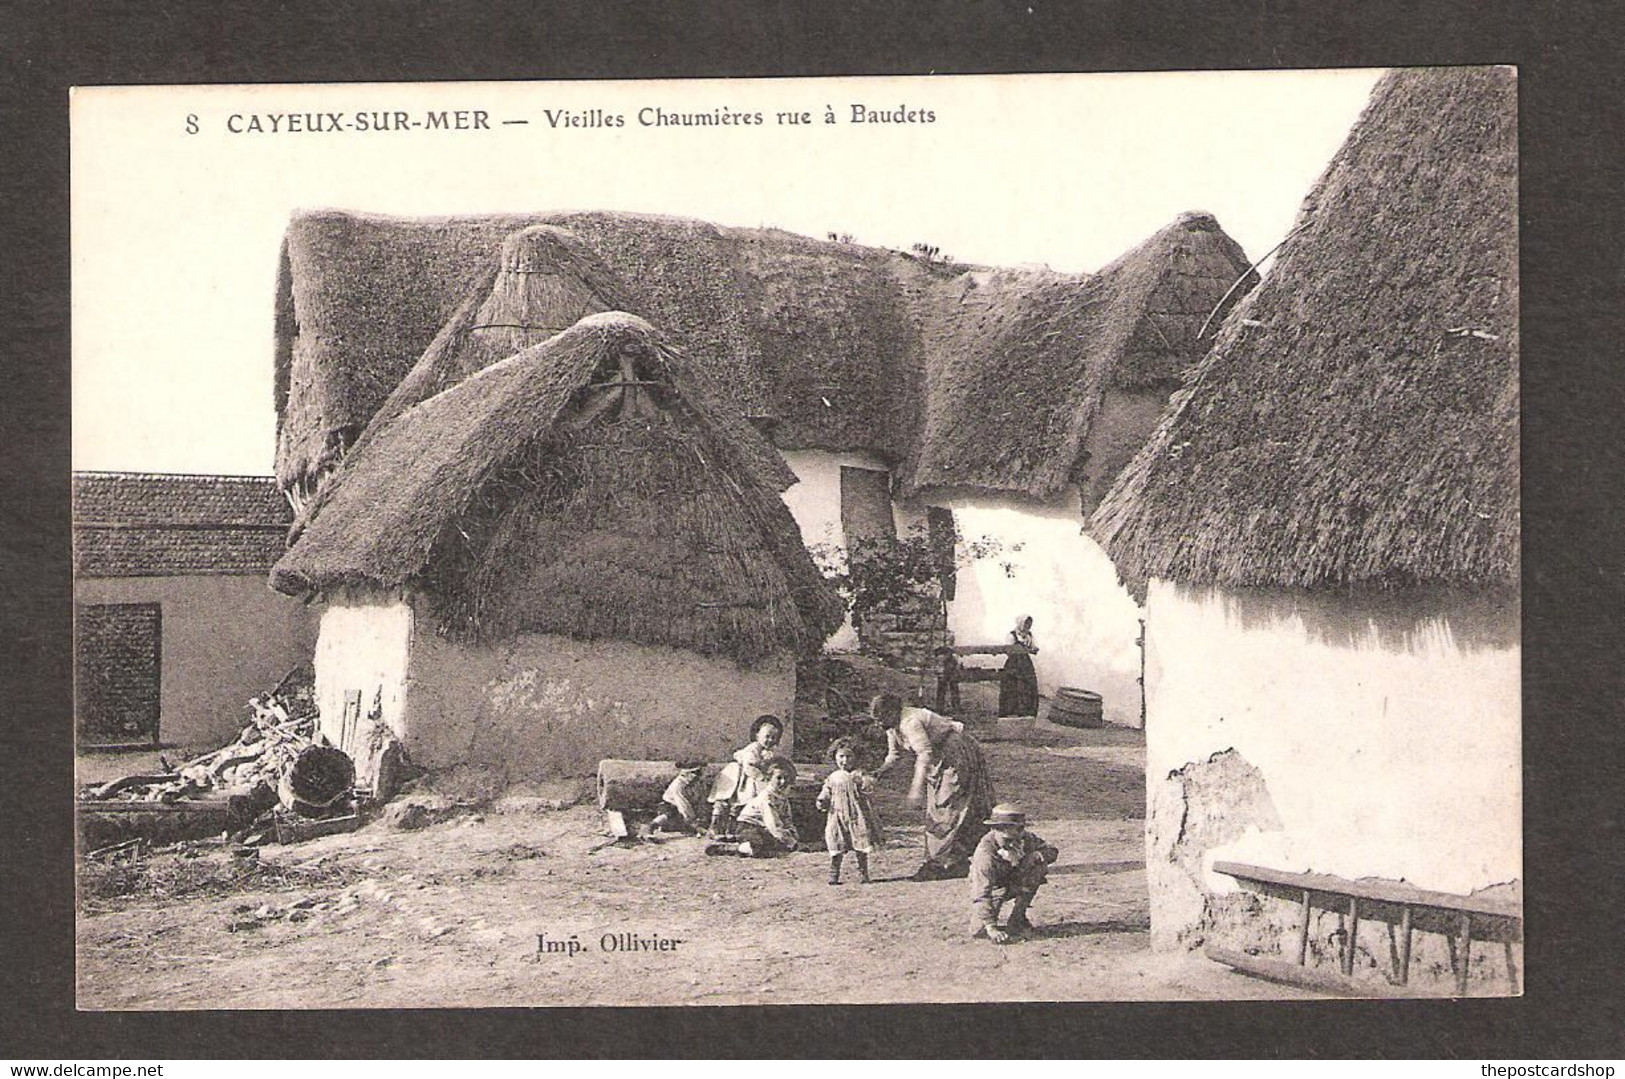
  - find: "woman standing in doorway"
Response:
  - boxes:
[870,693,997,880]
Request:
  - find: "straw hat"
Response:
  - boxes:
[984,803,1027,828]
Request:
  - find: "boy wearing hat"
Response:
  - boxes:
[969,803,1059,943]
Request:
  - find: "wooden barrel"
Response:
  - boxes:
[1049,687,1104,728]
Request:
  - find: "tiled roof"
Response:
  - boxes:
[73,472,292,577]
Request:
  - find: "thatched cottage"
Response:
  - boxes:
[73,472,317,748]
[271,311,843,780]
[273,209,1255,728]
[1091,67,1519,970]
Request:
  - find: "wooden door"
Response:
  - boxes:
[75,602,162,747]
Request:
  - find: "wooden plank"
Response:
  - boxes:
[1212,861,1521,921]
[1205,948,1455,999]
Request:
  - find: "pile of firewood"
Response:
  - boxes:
[81,669,323,805]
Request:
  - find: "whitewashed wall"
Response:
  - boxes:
[938,490,1146,727]
[1143,580,1521,912]
[311,590,797,779]
[779,452,1144,724]
[311,588,414,751]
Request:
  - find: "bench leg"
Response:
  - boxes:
[1343,896,1360,976]
[1456,912,1473,995]
[1297,889,1311,965]
[1398,905,1412,986]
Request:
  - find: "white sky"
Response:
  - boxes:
[71,70,1384,476]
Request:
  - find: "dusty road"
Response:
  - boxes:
[77,720,1312,1008]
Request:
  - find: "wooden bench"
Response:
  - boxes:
[1209,861,1522,996]
[933,644,1021,712]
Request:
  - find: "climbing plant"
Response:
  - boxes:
[809,525,1016,627]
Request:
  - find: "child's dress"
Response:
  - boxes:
[818,767,883,854]
[707,741,781,810]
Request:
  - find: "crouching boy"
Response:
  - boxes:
[649,760,708,835]
[969,804,1059,943]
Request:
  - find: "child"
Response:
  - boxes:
[706,714,785,839]
[648,760,708,835]
[817,736,883,884]
[968,803,1059,943]
[706,759,799,858]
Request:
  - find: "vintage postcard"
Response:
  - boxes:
[71,69,1519,1009]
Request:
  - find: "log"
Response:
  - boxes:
[77,798,236,849]
[939,644,1023,656]
[278,744,356,816]
[85,774,177,800]
[597,760,702,811]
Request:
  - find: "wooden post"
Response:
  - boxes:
[1343,896,1360,976]
[1297,889,1312,966]
[1398,905,1413,986]
[1503,941,1519,994]
[1456,912,1473,995]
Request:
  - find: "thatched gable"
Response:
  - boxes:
[271,313,843,665]
[1091,67,1518,598]
[274,209,1254,507]
[904,212,1254,500]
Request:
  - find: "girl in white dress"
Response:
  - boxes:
[817,736,883,884]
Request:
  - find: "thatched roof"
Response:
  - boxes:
[1091,67,1518,598]
[275,211,566,490]
[905,212,1254,499]
[274,209,1254,504]
[271,314,844,665]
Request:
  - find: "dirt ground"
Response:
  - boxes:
[76,713,1314,1008]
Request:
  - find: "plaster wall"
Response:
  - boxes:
[75,574,318,748]
[937,489,1145,726]
[1143,579,1521,944]
[313,593,795,779]
[406,620,798,778]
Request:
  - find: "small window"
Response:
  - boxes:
[75,603,161,747]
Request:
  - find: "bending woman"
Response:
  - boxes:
[870,693,997,880]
